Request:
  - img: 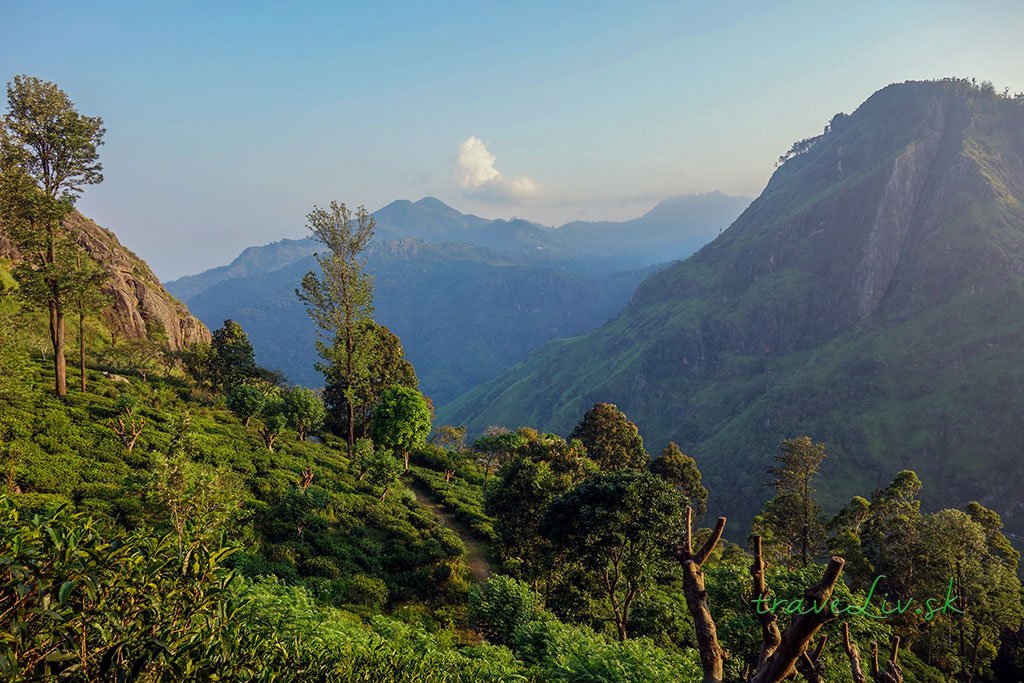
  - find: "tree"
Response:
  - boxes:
[826,495,873,585]
[363,444,404,501]
[432,424,467,453]
[227,384,265,427]
[178,340,216,387]
[753,436,827,567]
[321,320,417,439]
[916,506,1023,681]
[542,470,683,641]
[472,427,526,479]
[255,398,287,451]
[70,251,108,392]
[297,202,375,453]
[0,76,105,397]
[674,507,849,683]
[369,385,431,470]
[570,403,649,471]
[209,319,257,388]
[650,442,708,517]
[283,386,326,441]
[485,432,595,586]
[860,470,922,602]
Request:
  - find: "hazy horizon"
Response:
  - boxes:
[4,0,1023,279]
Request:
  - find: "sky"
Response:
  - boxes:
[2,0,1023,280]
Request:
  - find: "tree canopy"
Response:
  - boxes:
[569,403,649,471]
[369,385,431,470]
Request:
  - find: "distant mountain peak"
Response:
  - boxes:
[413,196,456,210]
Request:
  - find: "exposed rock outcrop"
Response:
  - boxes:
[1,212,210,349]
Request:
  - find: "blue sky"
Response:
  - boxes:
[3,0,1023,279]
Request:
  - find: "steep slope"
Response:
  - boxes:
[1,211,209,349]
[443,79,1024,535]
[186,238,659,404]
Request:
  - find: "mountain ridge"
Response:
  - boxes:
[166,193,750,303]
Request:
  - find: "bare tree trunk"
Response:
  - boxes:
[870,638,903,683]
[53,302,67,397]
[751,536,782,667]
[79,306,86,392]
[748,556,845,683]
[842,623,867,683]
[347,400,355,452]
[676,508,728,683]
[47,229,67,398]
[794,636,827,683]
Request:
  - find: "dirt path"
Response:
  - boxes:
[409,482,492,582]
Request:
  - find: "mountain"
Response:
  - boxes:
[184,238,659,404]
[442,79,1024,536]
[167,194,748,303]
[167,195,745,404]
[554,192,752,267]
[1,211,209,349]
[165,237,318,302]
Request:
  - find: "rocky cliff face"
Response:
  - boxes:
[444,80,1024,535]
[1,212,209,349]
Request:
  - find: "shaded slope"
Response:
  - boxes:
[187,238,659,404]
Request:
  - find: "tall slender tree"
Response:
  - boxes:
[753,436,827,566]
[72,250,108,392]
[297,202,375,452]
[0,76,105,397]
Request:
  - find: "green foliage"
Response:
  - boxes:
[469,575,543,646]
[283,386,326,440]
[541,470,683,641]
[569,403,648,471]
[752,436,827,567]
[210,319,258,388]
[649,442,708,517]
[256,396,288,451]
[177,340,216,386]
[472,427,526,479]
[227,383,265,426]
[0,497,244,680]
[323,320,418,439]
[371,385,432,469]
[484,431,595,582]
[0,282,31,401]
[354,439,404,500]
[1,75,106,396]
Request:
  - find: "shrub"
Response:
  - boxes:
[469,575,543,646]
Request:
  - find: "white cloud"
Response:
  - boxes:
[455,135,540,202]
